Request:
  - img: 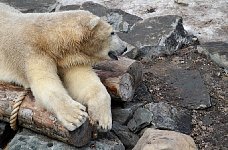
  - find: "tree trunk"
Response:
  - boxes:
[95,56,143,101]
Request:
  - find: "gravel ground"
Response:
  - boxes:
[142,46,228,150]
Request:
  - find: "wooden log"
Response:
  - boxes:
[0,83,92,147]
[94,56,143,101]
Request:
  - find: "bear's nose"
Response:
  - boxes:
[108,51,118,60]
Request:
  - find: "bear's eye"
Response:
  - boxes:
[111,32,115,35]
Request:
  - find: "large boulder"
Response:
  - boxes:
[133,128,197,150]
[119,15,198,59]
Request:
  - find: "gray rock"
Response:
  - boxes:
[145,102,192,134]
[0,121,6,136]
[9,129,125,150]
[58,4,80,11]
[112,121,139,149]
[0,0,56,12]
[0,121,16,149]
[57,1,142,32]
[0,121,7,148]
[93,132,125,150]
[9,129,78,150]
[132,83,153,102]
[198,42,228,73]
[123,102,145,111]
[112,102,144,125]
[168,69,211,109]
[91,139,125,150]
[202,115,213,126]
[127,108,153,133]
[112,107,133,125]
[118,15,198,59]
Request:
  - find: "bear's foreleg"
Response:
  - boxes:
[62,66,112,131]
[26,54,88,131]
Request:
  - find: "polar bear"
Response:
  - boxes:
[0,3,125,131]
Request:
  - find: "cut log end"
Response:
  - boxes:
[101,73,134,102]
[119,73,134,101]
[95,56,143,102]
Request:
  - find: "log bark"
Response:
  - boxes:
[95,56,143,101]
[0,83,92,147]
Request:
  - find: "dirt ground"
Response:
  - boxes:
[141,46,228,150]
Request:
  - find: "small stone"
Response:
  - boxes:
[202,115,213,126]
[201,126,207,130]
[127,108,153,133]
[133,129,197,150]
[112,121,139,149]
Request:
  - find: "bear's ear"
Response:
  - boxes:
[89,17,100,30]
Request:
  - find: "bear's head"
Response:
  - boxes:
[78,14,127,62]
[31,10,126,67]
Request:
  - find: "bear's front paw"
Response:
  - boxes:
[51,96,88,131]
[88,95,112,132]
